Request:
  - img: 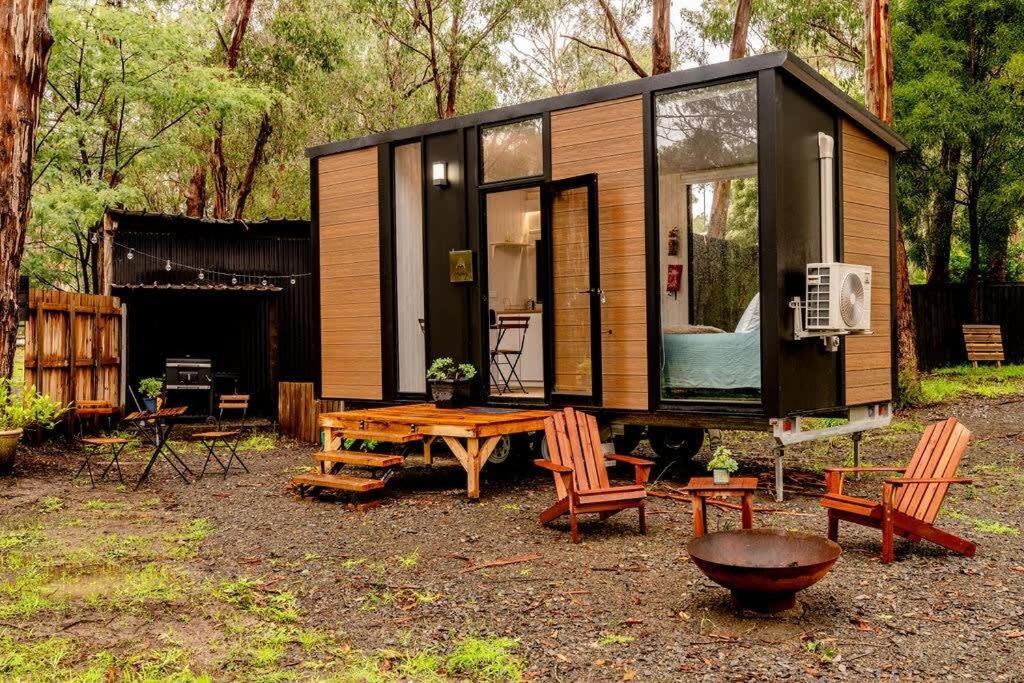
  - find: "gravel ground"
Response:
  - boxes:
[2,394,1023,681]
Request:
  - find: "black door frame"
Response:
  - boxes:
[541,173,603,407]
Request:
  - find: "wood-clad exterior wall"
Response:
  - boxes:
[550,96,647,410]
[841,118,893,404]
[318,147,383,400]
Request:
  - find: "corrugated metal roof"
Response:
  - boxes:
[112,282,283,293]
[105,209,309,234]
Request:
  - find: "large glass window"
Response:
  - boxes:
[481,117,543,183]
[655,79,761,402]
[394,143,426,394]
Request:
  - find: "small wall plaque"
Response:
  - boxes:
[449,250,474,283]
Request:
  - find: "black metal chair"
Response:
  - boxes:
[490,315,530,394]
[75,436,129,487]
[193,394,251,479]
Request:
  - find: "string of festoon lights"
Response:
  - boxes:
[113,240,312,287]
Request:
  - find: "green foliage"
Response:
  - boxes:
[0,381,68,431]
[707,446,739,473]
[426,357,477,381]
[445,636,523,682]
[902,364,1024,406]
[237,432,277,452]
[137,377,164,399]
[214,578,299,623]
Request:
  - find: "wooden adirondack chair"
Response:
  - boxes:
[535,407,654,543]
[821,417,976,563]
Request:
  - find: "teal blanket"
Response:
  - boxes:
[662,331,761,390]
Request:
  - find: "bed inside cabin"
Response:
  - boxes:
[655,79,762,402]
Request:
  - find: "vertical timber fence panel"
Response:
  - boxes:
[278,381,345,444]
[912,284,1024,370]
[24,290,125,407]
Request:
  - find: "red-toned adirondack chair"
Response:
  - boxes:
[535,407,654,543]
[821,417,977,563]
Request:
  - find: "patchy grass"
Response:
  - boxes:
[238,432,277,452]
[944,509,1019,535]
[596,633,636,647]
[907,364,1024,406]
[83,499,128,511]
[38,496,64,514]
[214,577,299,623]
[446,636,523,682]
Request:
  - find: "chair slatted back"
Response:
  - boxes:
[963,324,1004,364]
[895,417,971,524]
[542,407,610,498]
[217,394,249,432]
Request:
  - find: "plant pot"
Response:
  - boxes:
[143,397,157,412]
[0,428,23,476]
[430,380,471,408]
[713,468,730,485]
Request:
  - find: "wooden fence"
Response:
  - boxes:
[278,381,343,443]
[911,284,1024,370]
[24,290,125,407]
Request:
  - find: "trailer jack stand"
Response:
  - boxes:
[774,445,785,503]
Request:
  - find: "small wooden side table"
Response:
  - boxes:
[682,476,758,537]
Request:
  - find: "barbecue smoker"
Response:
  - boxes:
[165,357,213,416]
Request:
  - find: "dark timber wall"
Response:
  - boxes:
[912,284,1024,369]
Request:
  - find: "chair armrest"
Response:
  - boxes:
[606,454,655,468]
[884,477,973,486]
[823,467,905,474]
[534,459,572,474]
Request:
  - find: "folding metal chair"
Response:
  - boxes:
[193,394,250,479]
[75,437,129,487]
[490,315,530,394]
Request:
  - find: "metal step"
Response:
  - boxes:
[313,450,403,468]
[291,471,385,493]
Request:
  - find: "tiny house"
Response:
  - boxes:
[307,52,905,461]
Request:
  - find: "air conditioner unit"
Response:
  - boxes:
[805,263,872,332]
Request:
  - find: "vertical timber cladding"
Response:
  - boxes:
[318,147,383,400]
[841,119,893,404]
[550,96,647,409]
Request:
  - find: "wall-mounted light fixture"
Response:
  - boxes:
[432,161,449,188]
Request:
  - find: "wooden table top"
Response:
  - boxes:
[682,476,759,493]
[321,403,553,429]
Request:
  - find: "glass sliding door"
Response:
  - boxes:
[394,143,426,394]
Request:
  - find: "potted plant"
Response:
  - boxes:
[707,446,739,485]
[0,380,68,475]
[426,357,477,408]
[138,377,164,412]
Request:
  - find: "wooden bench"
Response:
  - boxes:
[962,324,1004,367]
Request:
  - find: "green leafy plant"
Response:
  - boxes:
[0,381,68,431]
[426,357,477,382]
[707,446,739,473]
[138,377,164,399]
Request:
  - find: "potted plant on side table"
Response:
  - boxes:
[707,446,739,485]
[0,380,68,475]
[138,377,164,412]
[426,357,477,408]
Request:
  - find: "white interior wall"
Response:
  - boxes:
[394,143,426,393]
[659,173,689,329]
[486,188,540,312]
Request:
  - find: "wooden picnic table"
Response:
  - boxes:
[319,403,553,499]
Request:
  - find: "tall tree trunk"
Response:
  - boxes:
[864,0,919,392]
[210,121,229,220]
[966,134,982,322]
[706,0,751,240]
[651,0,671,75]
[926,140,960,285]
[185,164,207,217]
[0,0,52,379]
[233,113,272,219]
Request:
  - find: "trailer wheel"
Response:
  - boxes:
[612,425,644,455]
[647,427,705,461]
[485,434,536,475]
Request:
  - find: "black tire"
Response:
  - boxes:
[485,434,533,476]
[612,425,644,455]
[647,427,705,462]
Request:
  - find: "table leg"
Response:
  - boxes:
[741,493,754,529]
[423,436,435,466]
[466,438,480,499]
[692,495,706,537]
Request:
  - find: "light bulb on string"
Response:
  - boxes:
[90,233,98,244]
[126,249,134,260]
[198,270,205,281]
[231,276,238,285]
[261,279,268,286]
[290,277,296,285]
[165,260,172,272]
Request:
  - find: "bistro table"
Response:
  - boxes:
[124,406,192,488]
[682,476,758,537]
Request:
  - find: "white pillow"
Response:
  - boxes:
[735,295,760,333]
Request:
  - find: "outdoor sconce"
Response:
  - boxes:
[432,161,449,188]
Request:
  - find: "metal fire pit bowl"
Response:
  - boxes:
[687,529,842,612]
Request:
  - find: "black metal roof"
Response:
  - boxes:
[105,209,309,236]
[112,282,284,293]
[306,51,908,159]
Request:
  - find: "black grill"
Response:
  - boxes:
[165,357,212,390]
